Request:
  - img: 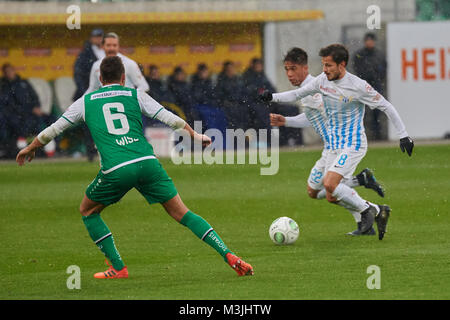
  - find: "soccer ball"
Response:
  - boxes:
[269,217,300,245]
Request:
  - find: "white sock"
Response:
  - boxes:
[332,197,362,222]
[348,210,362,222]
[343,176,360,188]
[316,189,326,200]
[367,201,380,215]
[332,183,369,213]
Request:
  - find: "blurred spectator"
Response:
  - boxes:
[145,64,167,103]
[242,58,275,135]
[190,63,217,107]
[215,61,247,130]
[190,63,227,145]
[143,65,174,129]
[167,66,197,126]
[72,28,104,161]
[73,28,104,101]
[352,32,387,141]
[0,63,43,158]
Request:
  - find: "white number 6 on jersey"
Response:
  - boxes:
[103,103,130,135]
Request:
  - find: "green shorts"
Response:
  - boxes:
[86,158,178,206]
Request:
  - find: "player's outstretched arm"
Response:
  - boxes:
[182,123,212,147]
[270,113,312,128]
[16,116,74,166]
[259,76,321,103]
[270,113,286,126]
[16,137,44,166]
[138,90,211,146]
[16,97,84,166]
[359,82,414,156]
[378,103,414,156]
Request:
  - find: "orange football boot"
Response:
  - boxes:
[93,259,128,279]
[226,253,254,276]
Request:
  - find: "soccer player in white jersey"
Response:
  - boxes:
[84,32,149,94]
[261,44,414,240]
[269,47,385,236]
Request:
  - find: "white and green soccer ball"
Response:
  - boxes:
[269,217,300,245]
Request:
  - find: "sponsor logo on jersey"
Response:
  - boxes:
[116,136,139,146]
[319,85,337,94]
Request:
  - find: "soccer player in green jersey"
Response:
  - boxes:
[16,56,254,278]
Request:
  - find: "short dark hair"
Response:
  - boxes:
[319,44,349,66]
[284,47,308,65]
[197,63,208,72]
[222,60,233,68]
[173,66,184,75]
[2,62,13,73]
[149,64,159,73]
[102,32,119,45]
[250,57,262,66]
[100,56,125,83]
[364,32,377,41]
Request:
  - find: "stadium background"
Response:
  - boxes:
[1,0,450,303]
[0,0,448,150]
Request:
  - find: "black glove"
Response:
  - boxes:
[400,136,414,156]
[258,90,273,102]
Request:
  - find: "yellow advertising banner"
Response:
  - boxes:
[0,10,323,25]
[0,23,262,80]
[0,10,323,80]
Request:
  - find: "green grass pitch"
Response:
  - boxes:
[1,144,449,299]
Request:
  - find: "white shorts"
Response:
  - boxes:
[307,147,367,191]
[325,147,367,179]
[307,148,329,191]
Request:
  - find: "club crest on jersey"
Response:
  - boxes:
[339,95,353,103]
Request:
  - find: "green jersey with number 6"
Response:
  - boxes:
[84,84,157,172]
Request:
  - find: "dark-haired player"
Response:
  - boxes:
[270,47,385,236]
[261,44,414,240]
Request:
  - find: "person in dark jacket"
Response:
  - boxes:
[190,63,216,107]
[0,63,43,157]
[143,64,175,129]
[167,66,197,126]
[242,58,276,133]
[73,28,105,101]
[72,28,104,161]
[215,61,247,130]
[145,64,167,103]
[352,32,388,141]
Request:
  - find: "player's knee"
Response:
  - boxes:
[79,204,102,216]
[323,183,334,194]
[79,205,89,216]
[79,206,93,216]
[323,180,337,194]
